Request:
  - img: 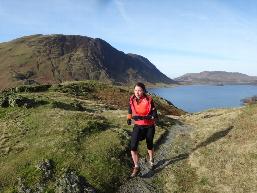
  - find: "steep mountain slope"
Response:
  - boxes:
[0,34,176,90]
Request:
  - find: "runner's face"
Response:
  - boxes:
[134,86,144,98]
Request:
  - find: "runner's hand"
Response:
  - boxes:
[127,119,131,125]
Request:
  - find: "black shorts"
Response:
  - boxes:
[131,124,155,151]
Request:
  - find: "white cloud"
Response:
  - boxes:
[114,0,132,24]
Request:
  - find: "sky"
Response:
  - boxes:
[1,0,257,78]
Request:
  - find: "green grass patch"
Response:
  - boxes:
[0,81,180,192]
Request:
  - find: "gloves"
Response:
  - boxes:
[151,110,158,119]
[132,115,155,120]
[132,116,144,120]
[127,119,131,125]
[144,115,154,120]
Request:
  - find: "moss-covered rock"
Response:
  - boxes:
[55,170,96,193]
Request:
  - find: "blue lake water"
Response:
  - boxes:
[148,85,257,113]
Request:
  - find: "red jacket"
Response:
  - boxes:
[128,94,156,126]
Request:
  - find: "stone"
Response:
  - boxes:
[55,170,96,193]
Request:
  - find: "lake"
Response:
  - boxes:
[148,85,257,113]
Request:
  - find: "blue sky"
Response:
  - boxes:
[1,0,257,78]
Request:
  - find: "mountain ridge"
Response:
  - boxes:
[175,71,257,84]
[0,34,176,90]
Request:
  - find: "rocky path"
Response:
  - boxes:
[116,120,192,193]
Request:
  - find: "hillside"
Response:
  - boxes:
[1,80,257,193]
[154,104,257,192]
[175,71,257,84]
[0,81,184,193]
[0,34,176,90]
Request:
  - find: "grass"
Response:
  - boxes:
[0,81,178,192]
[156,105,257,193]
[0,109,125,192]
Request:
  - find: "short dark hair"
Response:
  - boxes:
[134,82,146,93]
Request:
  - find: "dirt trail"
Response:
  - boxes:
[116,121,192,193]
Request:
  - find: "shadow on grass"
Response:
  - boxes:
[51,101,96,112]
[141,124,234,178]
[192,125,234,151]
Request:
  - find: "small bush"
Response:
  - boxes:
[13,70,34,81]
[241,95,257,105]
[51,83,95,97]
[51,101,84,111]
[0,93,9,107]
[79,119,110,136]
[0,92,48,108]
[15,84,51,93]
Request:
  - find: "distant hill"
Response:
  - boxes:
[175,71,257,84]
[0,34,176,90]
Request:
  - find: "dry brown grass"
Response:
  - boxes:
[155,105,257,193]
[181,105,257,193]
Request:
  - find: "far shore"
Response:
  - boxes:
[147,82,257,89]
